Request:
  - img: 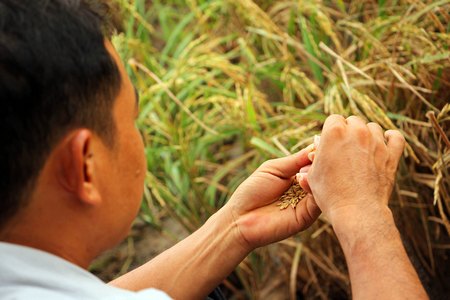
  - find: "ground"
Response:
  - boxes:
[91,218,188,282]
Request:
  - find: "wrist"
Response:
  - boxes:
[207,207,253,256]
[329,205,428,299]
[330,204,397,253]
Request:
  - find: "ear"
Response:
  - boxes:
[58,129,102,206]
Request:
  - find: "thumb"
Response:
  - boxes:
[297,173,312,194]
[294,193,321,230]
[256,144,315,179]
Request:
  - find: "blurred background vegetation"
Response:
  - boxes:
[101,0,449,298]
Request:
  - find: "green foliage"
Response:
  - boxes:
[113,0,449,298]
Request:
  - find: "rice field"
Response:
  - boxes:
[111,0,450,298]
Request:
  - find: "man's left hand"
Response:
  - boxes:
[223,146,321,251]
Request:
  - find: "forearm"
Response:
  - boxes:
[332,207,428,300]
[109,208,249,299]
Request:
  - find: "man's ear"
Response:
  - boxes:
[57,129,102,206]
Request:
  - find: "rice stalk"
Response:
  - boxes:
[112,0,450,297]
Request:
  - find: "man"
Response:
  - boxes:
[0,0,427,299]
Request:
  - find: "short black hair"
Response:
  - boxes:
[0,0,122,227]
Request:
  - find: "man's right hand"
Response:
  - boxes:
[305,115,427,300]
[307,114,405,226]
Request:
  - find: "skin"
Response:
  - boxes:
[110,146,321,299]
[1,40,427,299]
[0,40,321,298]
[300,115,428,299]
[0,41,146,267]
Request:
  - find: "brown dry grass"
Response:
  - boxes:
[110,0,450,298]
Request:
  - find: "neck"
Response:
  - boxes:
[0,209,99,269]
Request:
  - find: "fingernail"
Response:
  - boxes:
[305,143,315,151]
[296,173,303,183]
[314,135,321,148]
[307,151,315,162]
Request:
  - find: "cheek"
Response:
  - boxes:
[113,131,145,227]
[127,130,146,195]
[130,137,146,218]
[134,131,147,180]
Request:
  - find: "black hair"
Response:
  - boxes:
[0,0,122,227]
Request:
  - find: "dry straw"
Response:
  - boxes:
[114,0,449,298]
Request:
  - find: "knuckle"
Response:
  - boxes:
[355,124,369,134]
[368,122,382,129]
[347,115,367,125]
[354,126,370,141]
[325,114,346,127]
[328,122,346,137]
[386,129,403,138]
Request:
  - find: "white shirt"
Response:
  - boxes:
[0,242,172,299]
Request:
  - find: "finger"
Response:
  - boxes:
[346,115,367,129]
[299,165,311,174]
[320,115,347,147]
[307,151,315,162]
[258,144,315,179]
[367,122,385,144]
[295,193,321,230]
[314,135,321,149]
[385,130,405,166]
[297,173,312,193]
[322,114,347,133]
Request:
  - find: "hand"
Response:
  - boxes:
[307,115,405,225]
[223,146,321,251]
[297,135,320,193]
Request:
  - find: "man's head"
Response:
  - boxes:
[0,0,120,225]
[0,0,146,264]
